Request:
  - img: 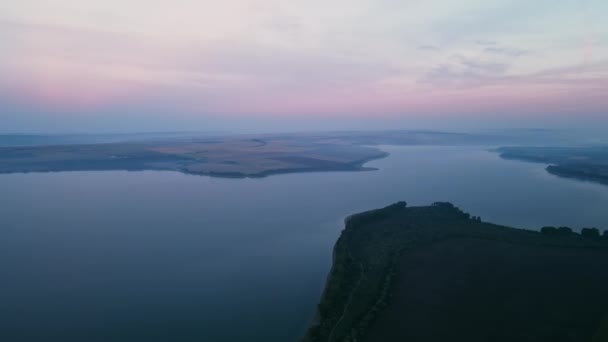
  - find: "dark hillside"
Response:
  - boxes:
[366,238,608,342]
[304,202,608,342]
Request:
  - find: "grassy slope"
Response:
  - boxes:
[304,202,608,342]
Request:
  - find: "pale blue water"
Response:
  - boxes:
[1,146,608,342]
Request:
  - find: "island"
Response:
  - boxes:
[497,146,608,186]
[0,131,504,178]
[304,202,608,342]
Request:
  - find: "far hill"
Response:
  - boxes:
[304,202,608,342]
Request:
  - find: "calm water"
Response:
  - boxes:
[2,146,608,342]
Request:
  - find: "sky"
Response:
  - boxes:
[1,0,607,133]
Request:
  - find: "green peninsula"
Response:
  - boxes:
[305,202,608,342]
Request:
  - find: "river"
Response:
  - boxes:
[2,146,608,341]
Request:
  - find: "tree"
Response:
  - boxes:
[581,227,600,238]
[541,226,557,235]
[557,227,573,236]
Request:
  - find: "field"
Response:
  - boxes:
[0,135,387,178]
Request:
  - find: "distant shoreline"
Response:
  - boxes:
[0,131,519,179]
[179,151,390,178]
[495,146,608,187]
[0,150,390,179]
[0,136,391,179]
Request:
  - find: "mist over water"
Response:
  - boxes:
[1,146,608,342]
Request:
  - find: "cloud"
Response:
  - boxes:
[419,53,510,87]
[1,0,608,131]
[421,52,608,92]
[476,40,497,46]
[0,18,404,116]
[418,44,441,51]
[484,46,527,57]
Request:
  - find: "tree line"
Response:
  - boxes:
[541,226,607,238]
